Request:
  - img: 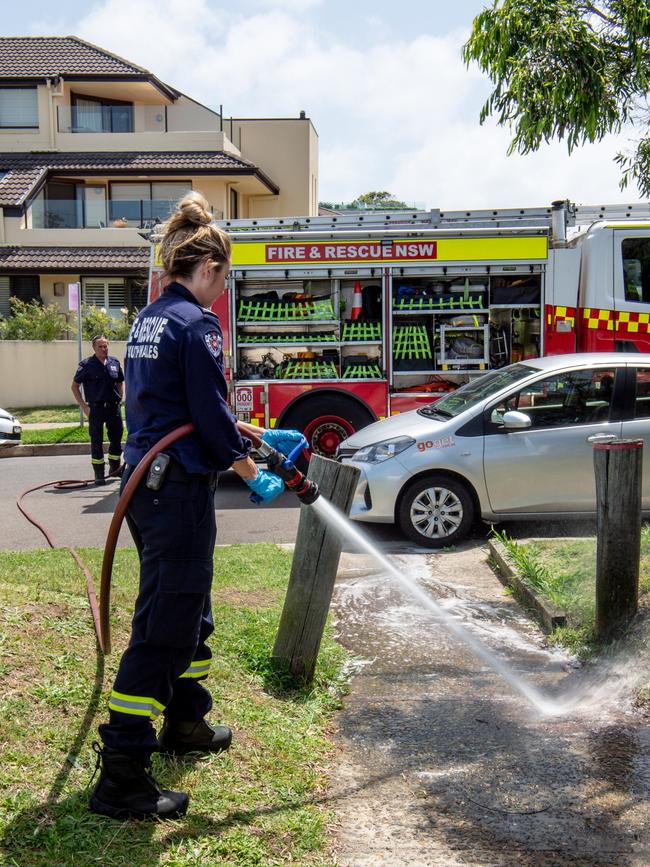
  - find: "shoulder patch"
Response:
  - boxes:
[204,331,222,358]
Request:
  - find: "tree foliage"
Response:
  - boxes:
[320,191,412,210]
[463,0,650,195]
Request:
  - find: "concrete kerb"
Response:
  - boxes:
[488,537,567,633]
[0,442,95,458]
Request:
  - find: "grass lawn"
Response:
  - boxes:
[494,527,650,657]
[0,544,347,866]
[21,426,91,445]
[8,406,82,424]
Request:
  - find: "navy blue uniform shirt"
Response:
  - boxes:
[123,281,251,473]
[74,354,124,403]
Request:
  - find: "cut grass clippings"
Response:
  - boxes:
[0,544,348,866]
[492,527,650,658]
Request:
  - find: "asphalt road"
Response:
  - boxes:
[1,453,598,552]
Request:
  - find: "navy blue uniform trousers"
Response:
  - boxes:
[99,465,216,754]
[89,401,123,464]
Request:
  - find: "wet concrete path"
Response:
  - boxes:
[329,545,650,866]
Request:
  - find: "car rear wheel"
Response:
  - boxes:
[397,474,474,548]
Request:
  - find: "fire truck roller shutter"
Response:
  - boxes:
[279,391,376,469]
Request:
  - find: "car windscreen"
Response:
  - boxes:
[417,363,540,420]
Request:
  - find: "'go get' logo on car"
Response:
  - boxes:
[417,435,455,452]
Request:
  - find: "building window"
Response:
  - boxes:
[0,86,38,128]
[0,275,40,316]
[230,188,239,219]
[109,181,191,226]
[82,277,127,317]
[71,93,134,133]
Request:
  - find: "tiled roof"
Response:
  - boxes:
[0,151,267,207]
[0,245,149,272]
[0,36,150,78]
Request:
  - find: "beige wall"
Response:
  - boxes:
[0,340,127,407]
[232,118,318,217]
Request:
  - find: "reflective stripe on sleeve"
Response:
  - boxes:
[179,658,212,679]
[108,689,166,719]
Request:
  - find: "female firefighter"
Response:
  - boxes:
[89,191,304,820]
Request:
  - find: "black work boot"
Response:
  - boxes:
[158,718,232,756]
[108,458,122,477]
[93,463,106,486]
[88,742,189,820]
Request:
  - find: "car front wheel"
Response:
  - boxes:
[397,474,475,548]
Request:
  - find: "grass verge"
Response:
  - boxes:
[8,405,81,424]
[21,426,91,445]
[492,528,650,658]
[0,544,348,866]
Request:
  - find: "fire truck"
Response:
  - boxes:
[148,199,650,457]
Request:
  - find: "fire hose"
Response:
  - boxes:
[18,427,318,655]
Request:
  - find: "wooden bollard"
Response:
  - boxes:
[273,454,360,685]
[593,438,643,642]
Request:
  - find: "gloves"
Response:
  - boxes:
[261,428,306,458]
[245,469,285,504]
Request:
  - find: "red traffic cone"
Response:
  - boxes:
[351,281,363,321]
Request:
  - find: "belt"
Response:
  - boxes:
[124,458,217,487]
[89,401,120,408]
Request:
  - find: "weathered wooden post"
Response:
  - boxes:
[273,454,360,684]
[593,439,643,642]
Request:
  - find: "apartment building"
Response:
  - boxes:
[0,36,319,317]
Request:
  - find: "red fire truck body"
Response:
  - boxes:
[149,201,650,456]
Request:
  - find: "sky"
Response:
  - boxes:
[5,0,642,209]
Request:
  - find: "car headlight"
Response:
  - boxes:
[352,435,415,464]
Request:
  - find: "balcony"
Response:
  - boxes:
[29,198,178,229]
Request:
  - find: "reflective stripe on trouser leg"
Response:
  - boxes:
[180,658,212,679]
[91,458,105,465]
[108,690,166,719]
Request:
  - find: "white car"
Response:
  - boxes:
[0,407,22,446]
[338,353,650,547]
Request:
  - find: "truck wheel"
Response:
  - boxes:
[397,474,474,548]
[282,395,375,460]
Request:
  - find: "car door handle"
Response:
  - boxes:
[586,433,617,444]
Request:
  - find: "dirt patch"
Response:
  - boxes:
[218,586,278,609]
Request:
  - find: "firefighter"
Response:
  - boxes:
[71,334,124,484]
[89,191,303,821]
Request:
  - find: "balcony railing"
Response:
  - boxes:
[29,198,179,229]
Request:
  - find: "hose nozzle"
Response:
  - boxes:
[256,437,320,504]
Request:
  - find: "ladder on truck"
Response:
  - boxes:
[217,201,650,234]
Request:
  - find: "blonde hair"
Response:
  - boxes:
[159,191,231,279]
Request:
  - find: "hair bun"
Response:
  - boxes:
[177,191,212,226]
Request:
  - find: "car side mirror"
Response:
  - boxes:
[502,410,532,430]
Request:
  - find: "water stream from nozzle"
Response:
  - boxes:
[310,496,569,718]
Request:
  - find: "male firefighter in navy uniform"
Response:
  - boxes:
[71,334,124,484]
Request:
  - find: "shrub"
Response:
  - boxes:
[0,297,67,341]
[75,305,135,341]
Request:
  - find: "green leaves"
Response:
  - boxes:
[463,0,650,192]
